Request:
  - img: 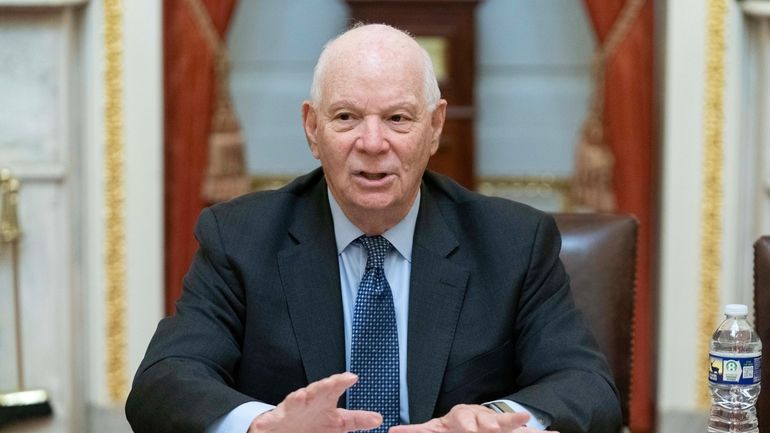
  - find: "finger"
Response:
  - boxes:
[475,409,501,432]
[325,372,359,397]
[306,372,358,402]
[445,405,479,432]
[388,422,438,433]
[283,388,309,408]
[496,412,530,431]
[336,408,383,431]
[513,429,553,433]
[388,426,424,433]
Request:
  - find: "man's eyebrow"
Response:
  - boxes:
[326,100,358,112]
[325,98,422,114]
[384,101,420,112]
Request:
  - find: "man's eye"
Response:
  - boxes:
[337,113,351,121]
[390,114,404,122]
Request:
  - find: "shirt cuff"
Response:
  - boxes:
[485,399,551,430]
[205,401,276,433]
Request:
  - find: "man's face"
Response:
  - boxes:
[302,45,446,226]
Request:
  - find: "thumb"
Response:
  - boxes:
[498,411,532,430]
[336,408,383,431]
[388,420,439,433]
[388,427,427,433]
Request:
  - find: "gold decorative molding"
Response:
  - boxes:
[477,176,573,211]
[0,0,87,6]
[251,174,572,211]
[251,175,296,192]
[696,0,727,409]
[104,0,127,403]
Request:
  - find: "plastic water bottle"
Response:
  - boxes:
[707,304,762,433]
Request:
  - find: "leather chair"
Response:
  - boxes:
[553,213,638,430]
[754,236,770,433]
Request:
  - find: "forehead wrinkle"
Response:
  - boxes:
[321,58,425,109]
[325,97,421,117]
[318,27,427,106]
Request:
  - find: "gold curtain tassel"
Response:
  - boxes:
[186,0,251,204]
[571,0,646,212]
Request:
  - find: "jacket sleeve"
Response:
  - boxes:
[125,208,256,433]
[504,214,622,433]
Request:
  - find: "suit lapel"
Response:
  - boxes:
[407,186,470,423]
[275,174,471,419]
[277,183,347,386]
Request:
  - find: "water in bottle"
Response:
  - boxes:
[707,304,762,433]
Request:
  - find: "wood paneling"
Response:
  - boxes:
[346,0,481,188]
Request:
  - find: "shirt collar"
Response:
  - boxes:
[327,189,419,262]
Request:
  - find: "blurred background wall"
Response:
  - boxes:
[1,0,769,432]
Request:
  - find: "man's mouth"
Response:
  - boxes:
[356,171,389,181]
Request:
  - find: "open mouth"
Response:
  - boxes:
[356,171,390,181]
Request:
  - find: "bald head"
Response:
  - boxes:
[309,24,441,111]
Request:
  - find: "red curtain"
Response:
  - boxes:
[163,5,656,427]
[164,0,239,315]
[582,1,657,432]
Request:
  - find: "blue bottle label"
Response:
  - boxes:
[708,353,762,385]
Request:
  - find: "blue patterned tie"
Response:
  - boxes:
[348,235,400,432]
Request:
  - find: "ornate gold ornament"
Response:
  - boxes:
[696,0,728,409]
[186,0,251,203]
[571,0,646,212]
[104,0,127,402]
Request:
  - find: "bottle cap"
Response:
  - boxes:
[725,304,748,316]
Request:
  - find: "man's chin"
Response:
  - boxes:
[349,194,397,212]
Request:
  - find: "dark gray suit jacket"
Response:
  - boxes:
[126,169,621,433]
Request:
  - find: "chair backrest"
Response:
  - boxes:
[552,213,638,428]
[754,236,770,432]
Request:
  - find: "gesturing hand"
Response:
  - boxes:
[248,372,382,433]
[388,404,555,433]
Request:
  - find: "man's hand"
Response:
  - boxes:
[248,372,382,433]
[388,404,557,433]
[511,429,557,433]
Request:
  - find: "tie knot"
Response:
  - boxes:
[356,235,391,269]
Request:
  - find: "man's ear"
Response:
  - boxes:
[429,99,448,156]
[302,101,320,159]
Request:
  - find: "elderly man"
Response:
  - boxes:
[126,24,621,433]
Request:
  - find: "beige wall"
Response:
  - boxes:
[658,0,770,414]
[3,0,770,431]
[0,0,162,431]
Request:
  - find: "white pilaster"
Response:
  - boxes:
[80,1,163,430]
[658,0,708,412]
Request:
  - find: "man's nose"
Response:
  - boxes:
[357,116,388,153]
